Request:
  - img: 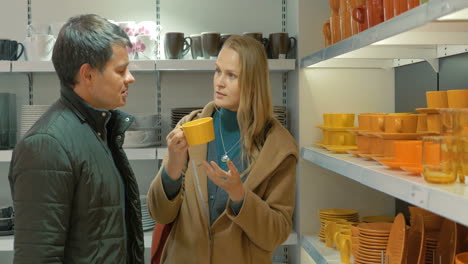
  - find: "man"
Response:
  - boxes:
[8,14,144,263]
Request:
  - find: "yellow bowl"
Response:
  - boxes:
[181,117,215,146]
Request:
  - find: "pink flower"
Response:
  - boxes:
[134,40,146,52]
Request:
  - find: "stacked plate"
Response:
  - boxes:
[273,106,288,128]
[425,232,439,263]
[318,208,359,241]
[0,205,14,236]
[171,107,202,128]
[351,222,392,264]
[20,105,50,139]
[140,195,156,231]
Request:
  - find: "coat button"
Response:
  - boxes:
[116,135,122,140]
[101,112,106,117]
[97,132,101,136]
[125,117,130,122]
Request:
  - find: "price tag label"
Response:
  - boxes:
[409,185,429,207]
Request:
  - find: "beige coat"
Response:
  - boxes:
[147,102,298,264]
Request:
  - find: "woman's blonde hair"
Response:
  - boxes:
[222,35,274,164]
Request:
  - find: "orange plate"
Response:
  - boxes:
[379,159,414,170]
[385,213,407,264]
[370,132,429,140]
[416,108,440,114]
[400,165,423,175]
[437,218,457,264]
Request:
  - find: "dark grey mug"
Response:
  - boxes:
[267,32,296,59]
[219,33,233,51]
[0,39,24,61]
[201,32,221,59]
[243,32,269,49]
[164,32,191,59]
[190,34,203,59]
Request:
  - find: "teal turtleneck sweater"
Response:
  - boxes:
[161,108,248,224]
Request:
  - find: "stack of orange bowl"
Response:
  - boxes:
[316,113,358,153]
[351,222,393,263]
[318,208,359,243]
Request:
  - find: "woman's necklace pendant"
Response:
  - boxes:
[221,153,229,163]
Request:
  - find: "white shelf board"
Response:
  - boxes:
[301,146,468,226]
[0,61,10,72]
[301,235,341,264]
[156,59,295,72]
[12,61,55,72]
[301,0,468,68]
[283,231,298,246]
[129,60,156,71]
[0,150,12,162]
[123,147,157,160]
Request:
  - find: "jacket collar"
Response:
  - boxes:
[60,86,134,139]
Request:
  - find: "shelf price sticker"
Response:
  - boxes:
[409,185,429,207]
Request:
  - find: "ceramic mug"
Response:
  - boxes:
[135,35,157,60]
[0,39,24,61]
[426,91,448,108]
[164,32,190,59]
[180,117,215,146]
[23,34,56,61]
[352,4,369,32]
[268,32,296,59]
[201,32,221,59]
[189,34,203,59]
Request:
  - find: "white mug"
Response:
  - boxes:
[135,35,157,60]
[23,34,56,61]
[117,21,136,37]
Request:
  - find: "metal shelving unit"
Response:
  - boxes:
[300,0,468,71]
[302,146,468,226]
[6,59,295,73]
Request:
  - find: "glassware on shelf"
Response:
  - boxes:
[323,19,332,47]
[422,136,458,184]
[366,0,384,27]
[329,0,342,43]
[340,0,353,39]
[352,3,369,33]
[383,0,395,20]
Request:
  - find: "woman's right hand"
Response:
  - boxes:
[165,127,189,181]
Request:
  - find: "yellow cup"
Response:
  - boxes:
[181,117,215,146]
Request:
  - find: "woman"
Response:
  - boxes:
[147,35,298,264]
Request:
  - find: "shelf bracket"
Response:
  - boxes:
[437,45,468,59]
[424,57,439,73]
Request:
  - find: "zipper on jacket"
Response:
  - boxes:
[192,160,214,260]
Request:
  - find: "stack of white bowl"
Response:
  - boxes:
[140,195,156,231]
[20,105,50,139]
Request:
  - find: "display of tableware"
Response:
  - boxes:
[134,35,157,60]
[201,32,220,59]
[422,136,458,184]
[385,213,406,264]
[323,19,332,46]
[339,0,352,40]
[447,89,468,108]
[437,218,457,264]
[0,39,24,61]
[366,0,384,27]
[164,32,191,59]
[0,205,14,236]
[456,252,468,264]
[426,90,448,108]
[379,140,422,170]
[189,34,203,59]
[361,215,395,223]
[352,3,369,33]
[405,214,425,264]
[383,0,394,20]
[267,32,296,59]
[394,0,409,15]
[20,105,50,139]
[23,34,56,61]
[318,208,359,242]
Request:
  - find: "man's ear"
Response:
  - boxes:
[78,64,93,85]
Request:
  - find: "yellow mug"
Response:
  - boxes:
[181,117,215,146]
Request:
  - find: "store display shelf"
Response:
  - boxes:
[0,61,10,72]
[300,0,468,69]
[129,60,156,71]
[11,61,55,72]
[8,59,295,72]
[156,59,295,71]
[0,148,165,162]
[301,146,468,226]
[301,235,341,264]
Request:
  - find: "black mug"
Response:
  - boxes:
[164,32,191,59]
[0,39,24,61]
[267,32,296,59]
